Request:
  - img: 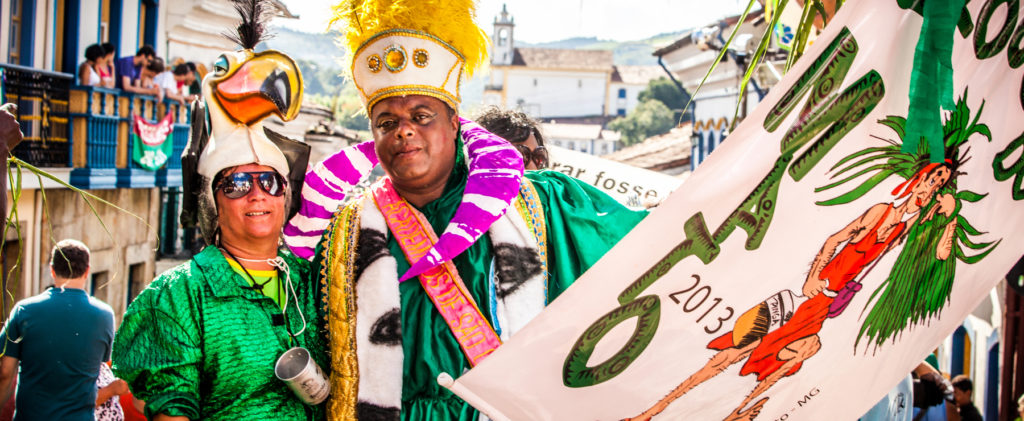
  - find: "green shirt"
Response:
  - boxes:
[390,161,648,419]
[112,246,327,421]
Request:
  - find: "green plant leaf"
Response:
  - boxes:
[680,0,758,119]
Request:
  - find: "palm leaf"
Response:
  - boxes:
[816,163,893,192]
[955,239,1000,264]
[956,190,987,203]
[5,158,157,293]
[679,0,758,125]
[785,0,821,72]
[816,171,893,205]
[732,0,791,129]
[878,116,908,140]
[828,146,898,171]
[829,151,904,178]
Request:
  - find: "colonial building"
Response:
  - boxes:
[164,0,296,65]
[652,10,775,171]
[0,0,294,321]
[541,122,620,156]
[482,5,660,120]
[609,65,665,117]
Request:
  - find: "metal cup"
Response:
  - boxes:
[275,346,331,405]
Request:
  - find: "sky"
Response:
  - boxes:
[275,0,755,43]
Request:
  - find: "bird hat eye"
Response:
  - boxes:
[213,55,229,75]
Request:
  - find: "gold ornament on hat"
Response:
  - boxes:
[367,54,382,73]
[383,45,407,72]
[413,49,429,67]
[330,0,490,113]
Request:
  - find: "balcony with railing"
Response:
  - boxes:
[1,63,190,189]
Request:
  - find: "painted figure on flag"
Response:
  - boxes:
[630,93,998,421]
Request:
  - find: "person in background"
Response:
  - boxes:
[859,360,952,421]
[78,44,106,87]
[475,106,549,170]
[98,43,117,88]
[185,62,202,97]
[948,375,982,421]
[154,64,197,105]
[136,57,164,98]
[1015,393,1023,421]
[0,239,115,421]
[95,362,127,421]
[115,45,155,92]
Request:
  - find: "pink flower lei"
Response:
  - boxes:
[284,117,525,280]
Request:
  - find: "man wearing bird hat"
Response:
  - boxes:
[111,2,327,420]
[281,1,648,419]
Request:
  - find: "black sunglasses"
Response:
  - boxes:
[515,144,549,169]
[216,171,286,199]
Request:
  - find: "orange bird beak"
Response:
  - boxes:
[213,50,302,125]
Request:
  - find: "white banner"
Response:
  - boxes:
[444,1,1024,420]
[547,145,685,205]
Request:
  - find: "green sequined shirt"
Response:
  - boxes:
[113,246,327,420]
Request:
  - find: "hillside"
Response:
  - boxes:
[264,27,347,65]
[264,25,688,105]
[267,26,688,67]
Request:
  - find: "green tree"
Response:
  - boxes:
[638,77,691,123]
[295,59,327,96]
[332,84,370,131]
[608,99,674,145]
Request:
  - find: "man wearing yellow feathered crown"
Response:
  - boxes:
[281,1,649,419]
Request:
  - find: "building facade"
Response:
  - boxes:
[541,122,620,156]
[0,0,292,320]
[652,11,774,171]
[482,5,660,120]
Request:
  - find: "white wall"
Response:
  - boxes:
[506,69,608,118]
[78,0,101,63]
[119,0,140,54]
[608,82,646,116]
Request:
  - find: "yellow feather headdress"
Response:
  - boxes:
[330,0,490,112]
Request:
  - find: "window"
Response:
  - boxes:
[617,108,626,116]
[140,0,159,47]
[8,0,22,64]
[498,28,509,46]
[100,0,111,42]
[568,141,576,150]
[618,88,627,99]
[533,78,537,87]
[1,239,23,321]
[139,2,148,47]
[55,0,66,72]
[127,263,146,306]
[91,271,110,302]
[578,79,582,88]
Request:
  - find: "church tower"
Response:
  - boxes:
[492,4,514,66]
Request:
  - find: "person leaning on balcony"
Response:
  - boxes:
[99,43,117,88]
[136,57,164,98]
[153,64,197,105]
[115,45,155,92]
[78,44,106,87]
